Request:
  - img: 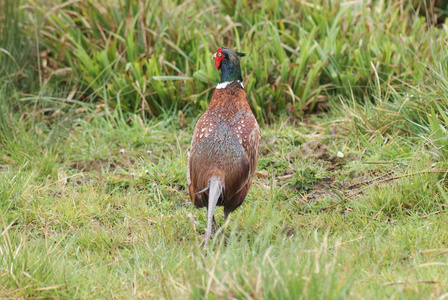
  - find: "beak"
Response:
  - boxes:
[212,52,217,60]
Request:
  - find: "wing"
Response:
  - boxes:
[230,110,260,181]
[187,111,218,208]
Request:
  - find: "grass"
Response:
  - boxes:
[1,0,448,298]
[1,111,448,298]
[24,0,448,122]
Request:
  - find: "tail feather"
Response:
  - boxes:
[204,175,223,247]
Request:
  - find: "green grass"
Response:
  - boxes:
[1,110,448,298]
[1,0,448,298]
[24,0,447,122]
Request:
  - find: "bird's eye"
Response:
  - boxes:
[218,53,222,57]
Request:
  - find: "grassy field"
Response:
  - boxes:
[1,0,448,298]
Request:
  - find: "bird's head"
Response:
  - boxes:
[212,47,245,71]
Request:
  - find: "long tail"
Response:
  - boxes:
[204,175,223,247]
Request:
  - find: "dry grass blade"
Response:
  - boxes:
[322,169,448,210]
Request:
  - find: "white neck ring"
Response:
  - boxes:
[216,80,244,89]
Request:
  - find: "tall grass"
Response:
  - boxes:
[1,0,448,298]
[26,0,446,122]
[0,0,37,94]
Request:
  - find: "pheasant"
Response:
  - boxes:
[187,47,260,246]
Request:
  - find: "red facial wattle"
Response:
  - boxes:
[214,47,227,70]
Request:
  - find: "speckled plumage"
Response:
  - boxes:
[188,82,260,213]
[187,48,260,245]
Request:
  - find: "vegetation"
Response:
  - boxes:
[1,0,448,298]
[25,0,448,121]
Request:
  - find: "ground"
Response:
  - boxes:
[1,112,447,298]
